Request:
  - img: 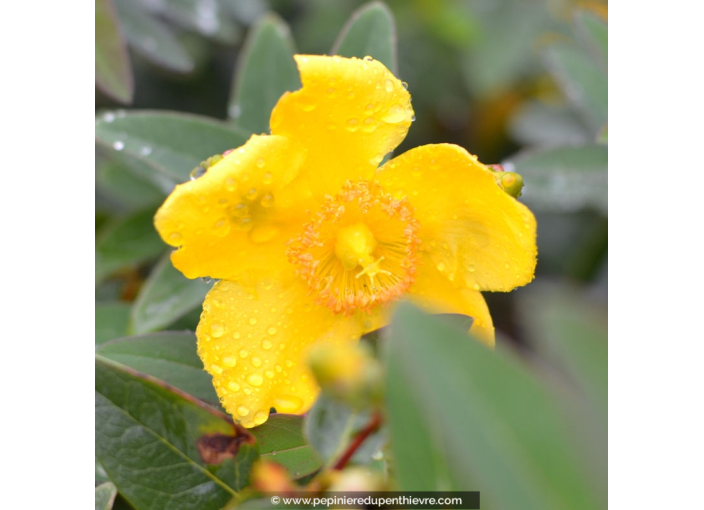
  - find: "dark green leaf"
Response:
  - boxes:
[252,414,322,479]
[114,0,194,73]
[221,0,267,24]
[505,144,607,215]
[331,2,397,75]
[96,458,111,485]
[385,304,605,509]
[95,110,251,192]
[96,0,134,103]
[96,302,132,345]
[229,14,300,132]
[95,207,165,284]
[574,10,607,70]
[97,332,219,405]
[304,394,386,466]
[96,356,251,509]
[542,43,607,131]
[148,0,239,44]
[95,482,118,510]
[130,254,212,334]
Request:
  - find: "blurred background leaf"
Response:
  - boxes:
[229,13,300,132]
[96,0,134,103]
[95,482,118,510]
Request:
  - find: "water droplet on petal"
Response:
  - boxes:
[363,55,373,62]
[222,356,237,368]
[239,349,249,358]
[251,357,262,368]
[225,177,236,192]
[265,370,274,379]
[249,317,257,325]
[346,118,360,132]
[267,327,277,336]
[384,79,394,92]
[237,405,250,417]
[402,82,409,90]
[201,277,212,283]
[210,323,225,337]
[437,262,446,272]
[248,373,263,386]
[256,158,265,168]
[253,410,268,425]
[233,331,241,339]
[210,364,223,374]
[228,381,240,392]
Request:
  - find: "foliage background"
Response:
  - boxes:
[95,1,608,509]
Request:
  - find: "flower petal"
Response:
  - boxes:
[270,55,413,197]
[377,144,537,293]
[154,134,310,281]
[196,276,366,427]
[408,256,495,346]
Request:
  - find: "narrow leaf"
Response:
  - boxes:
[331,2,398,75]
[96,0,134,103]
[95,207,165,284]
[95,356,253,509]
[95,482,118,510]
[385,304,605,510]
[95,110,251,192]
[114,0,194,73]
[252,414,323,479]
[505,144,608,215]
[574,10,607,70]
[229,14,300,133]
[97,332,219,405]
[542,43,607,131]
[149,0,239,44]
[131,254,212,334]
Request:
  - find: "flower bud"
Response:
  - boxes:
[308,343,384,408]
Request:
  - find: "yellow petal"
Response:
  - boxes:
[270,55,413,197]
[154,134,310,281]
[408,256,495,346]
[377,144,537,293]
[196,276,366,427]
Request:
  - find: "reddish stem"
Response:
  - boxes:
[332,412,383,470]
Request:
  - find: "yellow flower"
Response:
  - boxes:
[154,55,537,427]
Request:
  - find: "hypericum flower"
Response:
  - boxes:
[155,55,536,427]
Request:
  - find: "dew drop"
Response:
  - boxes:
[262,339,273,351]
[201,277,212,283]
[468,264,476,273]
[346,118,360,132]
[273,395,303,413]
[245,188,258,200]
[256,158,265,168]
[168,232,183,242]
[260,193,275,208]
[437,262,446,272]
[237,405,250,417]
[210,323,225,338]
[363,55,373,61]
[265,370,274,379]
[248,373,263,386]
[225,177,236,192]
[285,360,293,368]
[254,410,268,425]
[210,364,223,374]
[384,79,394,92]
[233,331,241,340]
[362,116,376,132]
[251,357,262,368]
[239,349,249,358]
[402,81,409,90]
[222,356,237,368]
[249,317,257,326]
[112,141,124,151]
[267,326,277,336]
[473,283,480,290]
[274,364,283,373]
[228,381,240,392]
[504,263,510,269]
[239,217,254,231]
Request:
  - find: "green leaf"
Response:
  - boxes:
[97,332,219,405]
[95,110,251,192]
[95,482,118,510]
[542,43,607,131]
[96,302,132,345]
[505,144,607,215]
[229,14,300,133]
[517,283,608,418]
[130,254,212,334]
[96,356,252,509]
[95,207,165,284]
[96,0,134,103]
[508,100,590,147]
[96,458,111,485]
[149,0,240,44]
[252,414,322,479]
[574,10,607,70]
[304,394,386,467]
[114,0,194,73]
[331,1,398,75]
[96,157,165,211]
[385,304,605,509]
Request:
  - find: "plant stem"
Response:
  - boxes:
[332,411,382,470]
